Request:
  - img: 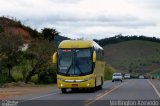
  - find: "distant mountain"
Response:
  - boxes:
[54,35,70,47]
[94,35,160,47]
[103,40,160,74]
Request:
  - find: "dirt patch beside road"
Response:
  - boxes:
[0,84,56,100]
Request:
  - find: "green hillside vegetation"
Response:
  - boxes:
[104,40,160,75]
[0,17,60,85]
[95,35,160,46]
[104,64,115,80]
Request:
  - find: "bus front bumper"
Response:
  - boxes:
[57,79,95,89]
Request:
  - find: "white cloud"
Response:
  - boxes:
[0,0,160,39]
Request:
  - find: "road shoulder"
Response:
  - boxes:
[149,79,160,98]
[0,84,56,100]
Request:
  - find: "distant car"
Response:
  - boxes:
[112,73,123,82]
[124,74,131,79]
[139,75,144,79]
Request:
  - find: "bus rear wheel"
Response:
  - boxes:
[99,77,103,89]
[92,78,97,92]
[61,88,66,93]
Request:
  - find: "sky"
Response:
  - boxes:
[0,0,160,39]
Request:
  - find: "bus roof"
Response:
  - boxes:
[58,40,103,50]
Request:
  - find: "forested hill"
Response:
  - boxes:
[103,40,160,74]
[94,35,160,75]
[94,35,160,47]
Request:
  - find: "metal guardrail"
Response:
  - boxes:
[152,72,160,79]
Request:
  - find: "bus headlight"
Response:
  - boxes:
[87,83,90,86]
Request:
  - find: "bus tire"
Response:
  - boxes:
[94,78,97,91]
[61,88,66,93]
[99,77,103,89]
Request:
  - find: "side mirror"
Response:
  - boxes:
[53,52,57,64]
[93,51,96,63]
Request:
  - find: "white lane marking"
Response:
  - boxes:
[148,80,160,98]
[29,92,58,100]
[84,82,128,106]
[19,91,59,103]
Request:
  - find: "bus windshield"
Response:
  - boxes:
[58,49,73,74]
[58,48,92,76]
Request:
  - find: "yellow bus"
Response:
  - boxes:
[53,40,105,93]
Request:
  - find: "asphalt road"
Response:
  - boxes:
[5,79,160,106]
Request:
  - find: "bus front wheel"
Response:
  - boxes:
[61,88,66,93]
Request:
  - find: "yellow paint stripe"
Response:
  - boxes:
[84,82,127,106]
[96,93,102,97]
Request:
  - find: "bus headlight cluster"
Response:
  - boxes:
[87,83,90,86]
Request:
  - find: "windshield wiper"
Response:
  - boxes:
[75,62,84,75]
[65,63,72,76]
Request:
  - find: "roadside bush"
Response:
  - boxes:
[37,67,57,84]
[104,64,115,80]
[31,75,38,83]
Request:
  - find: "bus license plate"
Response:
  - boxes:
[72,84,78,87]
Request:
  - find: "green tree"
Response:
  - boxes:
[25,38,55,83]
[0,33,23,81]
[31,29,40,38]
[41,28,59,41]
